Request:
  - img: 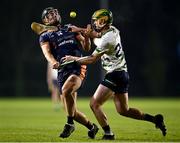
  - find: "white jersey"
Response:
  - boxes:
[93,26,127,73]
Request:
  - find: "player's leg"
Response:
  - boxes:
[60,93,66,111]
[59,74,99,138]
[52,84,61,110]
[114,93,145,119]
[59,74,82,138]
[90,84,115,140]
[54,85,60,102]
[62,74,82,117]
[50,84,57,107]
[114,92,167,136]
[67,91,98,139]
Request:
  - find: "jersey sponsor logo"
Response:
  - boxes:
[58,39,74,46]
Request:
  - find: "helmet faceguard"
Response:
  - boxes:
[91,9,113,32]
[41,7,61,26]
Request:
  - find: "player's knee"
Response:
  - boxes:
[90,99,100,111]
[61,87,72,96]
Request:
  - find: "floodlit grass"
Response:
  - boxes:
[0,97,180,142]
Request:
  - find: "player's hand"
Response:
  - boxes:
[84,24,101,38]
[52,62,60,69]
[61,55,75,63]
[83,24,92,37]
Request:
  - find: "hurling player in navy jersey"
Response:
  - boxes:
[39,7,99,138]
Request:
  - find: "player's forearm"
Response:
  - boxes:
[76,55,99,65]
[45,54,60,69]
[82,37,91,51]
[43,51,57,65]
[76,50,108,65]
[41,43,58,65]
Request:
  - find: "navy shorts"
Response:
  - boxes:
[101,70,129,94]
[57,64,86,93]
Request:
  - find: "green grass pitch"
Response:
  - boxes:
[0,97,180,142]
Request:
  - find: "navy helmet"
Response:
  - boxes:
[41,7,61,26]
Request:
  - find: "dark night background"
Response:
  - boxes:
[0,0,180,98]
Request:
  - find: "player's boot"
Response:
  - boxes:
[59,123,75,138]
[102,133,115,140]
[154,114,167,136]
[88,123,99,139]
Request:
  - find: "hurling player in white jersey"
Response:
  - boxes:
[62,9,166,140]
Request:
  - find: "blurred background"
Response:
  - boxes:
[0,0,179,98]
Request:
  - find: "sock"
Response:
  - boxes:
[67,116,74,124]
[85,121,93,130]
[102,125,112,134]
[143,114,155,123]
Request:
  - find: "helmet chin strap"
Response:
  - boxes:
[96,19,106,27]
[96,24,107,32]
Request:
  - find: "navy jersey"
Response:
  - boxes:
[39,24,87,91]
[39,24,82,63]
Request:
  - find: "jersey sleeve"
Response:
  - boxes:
[92,34,112,55]
[39,32,50,44]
